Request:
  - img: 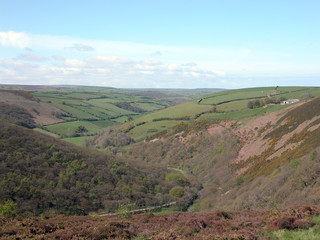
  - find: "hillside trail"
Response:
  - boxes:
[98,201,177,217]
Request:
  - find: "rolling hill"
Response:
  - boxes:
[0,85,222,145]
[1,85,320,239]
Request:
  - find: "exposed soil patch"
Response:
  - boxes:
[233,110,286,164]
[207,124,225,136]
[231,103,312,167]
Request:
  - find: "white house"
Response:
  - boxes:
[281,99,299,105]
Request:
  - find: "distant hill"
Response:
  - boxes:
[0,85,223,144]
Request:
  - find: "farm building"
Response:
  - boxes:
[281,99,299,105]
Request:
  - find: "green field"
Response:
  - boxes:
[62,136,94,146]
[25,86,222,143]
[200,104,287,122]
[128,101,211,140]
[15,85,320,143]
[91,119,117,128]
[33,128,59,138]
[200,87,277,105]
[130,120,182,141]
[45,121,101,136]
[131,102,165,111]
[133,101,212,123]
[200,86,320,106]
[127,86,320,141]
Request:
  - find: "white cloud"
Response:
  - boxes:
[140,71,155,75]
[168,64,180,71]
[150,51,162,56]
[211,70,225,77]
[66,43,95,52]
[52,55,65,61]
[64,59,86,67]
[0,31,29,48]
[16,54,48,62]
[191,72,201,77]
[86,56,132,65]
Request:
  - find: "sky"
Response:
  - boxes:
[0,0,319,89]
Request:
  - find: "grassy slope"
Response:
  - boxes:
[272,215,320,240]
[33,128,59,138]
[45,121,101,135]
[128,86,320,141]
[129,101,212,140]
[62,136,94,146]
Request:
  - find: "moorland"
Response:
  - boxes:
[1,84,320,239]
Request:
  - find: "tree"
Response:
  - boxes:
[300,92,313,100]
[254,99,261,108]
[277,97,287,104]
[76,125,88,133]
[247,101,254,109]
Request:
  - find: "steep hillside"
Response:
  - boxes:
[97,97,320,212]
[0,121,196,216]
[226,97,320,210]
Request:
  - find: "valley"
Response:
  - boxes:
[1,85,320,239]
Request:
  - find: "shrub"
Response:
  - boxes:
[271,216,314,230]
[289,159,300,169]
[300,92,313,100]
[247,101,254,109]
[165,173,188,186]
[0,200,17,218]
[169,187,184,198]
[116,203,136,219]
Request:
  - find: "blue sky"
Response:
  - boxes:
[0,0,319,88]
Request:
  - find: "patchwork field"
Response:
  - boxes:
[0,85,222,144]
[127,86,320,140]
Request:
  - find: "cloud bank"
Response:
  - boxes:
[0,54,227,88]
[0,31,319,88]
